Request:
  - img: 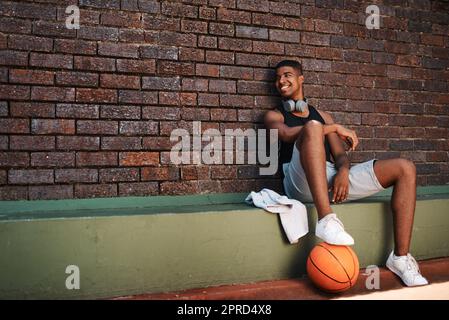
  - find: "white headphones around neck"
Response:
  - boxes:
[282,98,308,113]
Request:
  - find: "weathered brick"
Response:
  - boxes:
[75,184,117,198]
[217,7,251,23]
[237,0,268,12]
[8,34,53,52]
[218,37,252,51]
[331,35,357,48]
[140,45,178,60]
[196,64,220,77]
[142,76,181,91]
[10,136,55,151]
[119,121,158,136]
[252,13,283,28]
[31,152,75,167]
[142,15,179,31]
[77,120,118,135]
[98,42,140,58]
[56,71,98,87]
[78,26,119,41]
[178,48,205,63]
[32,119,75,135]
[180,166,210,180]
[269,29,300,43]
[55,168,98,183]
[0,1,56,20]
[0,85,30,100]
[159,91,180,105]
[211,108,237,121]
[10,69,54,85]
[119,152,159,166]
[387,65,412,79]
[0,16,32,34]
[253,41,284,54]
[57,136,99,151]
[236,26,268,39]
[220,94,253,108]
[182,78,208,92]
[141,167,179,181]
[237,80,273,95]
[0,51,28,67]
[56,104,99,119]
[29,185,73,200]
[182,92,198,105]
[119,29,145,42]
[100,74,140,89]
[159,31,197,47]
[142,136,174,151]
[269,1,301,16]
[181,19,208,34]
[160,181,199,195]
[55,39,97,55]
[209,79,236,93]
[74,56,116,72]
[0,136,7,150]
[206,50,235,64]
[236,53,269,67]
[33,20,76,38]
[100,105,140,120]
[199,6,216,20]
[220,65,253,79]
[31,87,75,102]
[101,10,141,28]
[117,59,156,74]
[0,119,29,134]
[198,35,218,48]
[99,168,140,182]
[118,182,158,196]
[198,93,219,106]
[119,90,158,104]
[158,61,195,76]
[30,53,73,69]
[76,88,118,103]
[0,152,29,167]
[142,106,181,120]
[162,2,197,18]
[9,169,53,184]
[76,152,118,166]
[101,137,142,150]
[182,107,210,121]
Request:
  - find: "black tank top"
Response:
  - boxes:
[278,104,332,168]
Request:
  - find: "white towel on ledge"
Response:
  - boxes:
[245,188,308,244]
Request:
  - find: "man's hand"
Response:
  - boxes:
[335,125,359,151]
[329,168,350,203]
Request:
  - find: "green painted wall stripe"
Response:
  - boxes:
[1,185,449,218]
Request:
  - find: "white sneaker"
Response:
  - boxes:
[315,213,355,246]
[386,251,429,287]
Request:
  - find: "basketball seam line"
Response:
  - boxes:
[317,244,352,286]
[344,245,357,280]
[308,256,349,284]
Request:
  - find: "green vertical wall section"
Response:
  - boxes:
[0,187,448,299]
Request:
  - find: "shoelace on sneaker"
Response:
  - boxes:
[405,254,421,275]
[323,215,344,230]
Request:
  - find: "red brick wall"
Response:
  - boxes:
[0,0,448,200]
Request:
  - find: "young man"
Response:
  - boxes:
[264,60,428,287]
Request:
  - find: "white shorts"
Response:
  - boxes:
[283,145,386,203]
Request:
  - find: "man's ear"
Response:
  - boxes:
[297,75,304,84]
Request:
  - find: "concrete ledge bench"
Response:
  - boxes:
[1,186,449,299]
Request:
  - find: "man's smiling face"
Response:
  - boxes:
[275,66,304,99]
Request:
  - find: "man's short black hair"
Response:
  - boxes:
[275,60,303,75]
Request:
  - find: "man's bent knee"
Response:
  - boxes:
[296,120,324,147]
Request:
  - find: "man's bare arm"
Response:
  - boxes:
[318,110,355,172]
[264,110,340,144]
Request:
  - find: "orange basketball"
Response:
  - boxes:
[306,242,359,293]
